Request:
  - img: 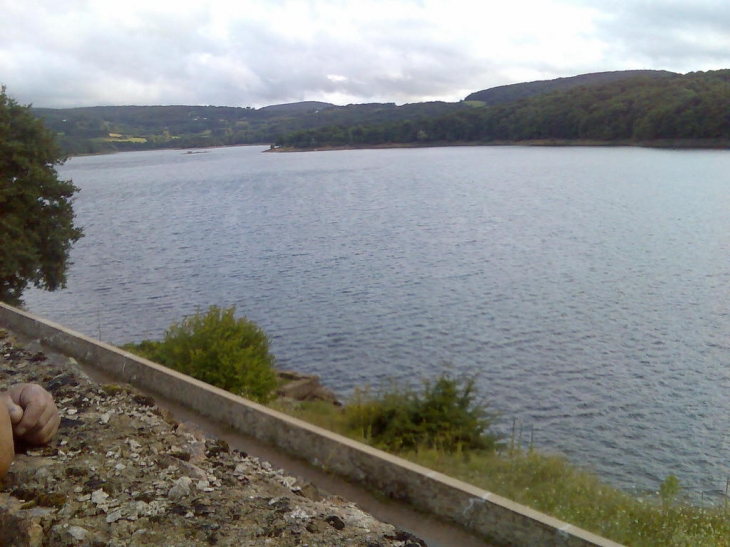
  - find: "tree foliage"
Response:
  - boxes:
[122,306,278,403]
[275,70,730,148]
[346,374,500,453]
[0,86,83,304]
[32,101,467,155]
[464,69,675,106]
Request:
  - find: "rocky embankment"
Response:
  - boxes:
[0,328,424,547]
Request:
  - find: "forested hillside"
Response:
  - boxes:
[30,69,730,154]
[275,70,730,149]
[32,100,466,155]
[464,69,675,106]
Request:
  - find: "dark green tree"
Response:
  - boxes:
[0,86,83,304]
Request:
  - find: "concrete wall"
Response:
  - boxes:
[0,303,625,547]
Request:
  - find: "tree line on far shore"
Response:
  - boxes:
[274,70,730,149]
[32,101,467,156]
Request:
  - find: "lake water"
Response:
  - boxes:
[24,145,730,500]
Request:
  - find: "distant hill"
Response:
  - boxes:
[464,70,677,105]
[31,100,467,155]
[32,68,724,156]
[259,101,335,114]
[276,69,730,149]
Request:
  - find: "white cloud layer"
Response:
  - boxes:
[1,0,729,108]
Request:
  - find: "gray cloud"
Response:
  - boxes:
[1,0,729,108]
[593,0,730,69]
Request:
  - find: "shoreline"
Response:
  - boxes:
[67,138,730,158]
[267,138,730,153]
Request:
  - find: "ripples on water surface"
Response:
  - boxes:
[25,145,730,499]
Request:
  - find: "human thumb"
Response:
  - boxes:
[4,399,23,425]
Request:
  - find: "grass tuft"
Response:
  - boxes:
[271,381,730,547]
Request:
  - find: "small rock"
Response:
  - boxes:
[385,530,427,546]
[325,515,346,530]
[50,524,88,545]
[168,476,193,501]
[173,459,208,481]
[288,507,310,520]
[295,482,322,501]
[196,479,214,492]
[132,394,156,407]
[106,510,123,523]
[127,439,142,452]
[68,525,88,540]
[91,489,109,505]
[280,475,296,488]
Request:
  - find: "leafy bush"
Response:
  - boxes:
[122,306,278,403]
[275,395,730,547]
[346,374,500,453]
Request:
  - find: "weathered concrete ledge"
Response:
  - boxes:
[0,327,410,547]
[0,303,625,547]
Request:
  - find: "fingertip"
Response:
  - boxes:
[7,405,23,425]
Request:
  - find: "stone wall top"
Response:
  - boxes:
[0,328,415,547]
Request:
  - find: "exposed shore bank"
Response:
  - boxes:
[266,138,730,153]
[67,137,730,158]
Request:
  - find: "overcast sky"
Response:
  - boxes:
[2,0,729,109]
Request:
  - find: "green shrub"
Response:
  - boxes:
[345,374,500,453]
[659,474,681,504]
[122,306,278,403]
[274,395,730,547]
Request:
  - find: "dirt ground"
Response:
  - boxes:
[0,328,426,547]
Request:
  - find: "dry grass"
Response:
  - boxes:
[271,399,730,547]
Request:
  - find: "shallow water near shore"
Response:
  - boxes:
[25,144,730,501]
